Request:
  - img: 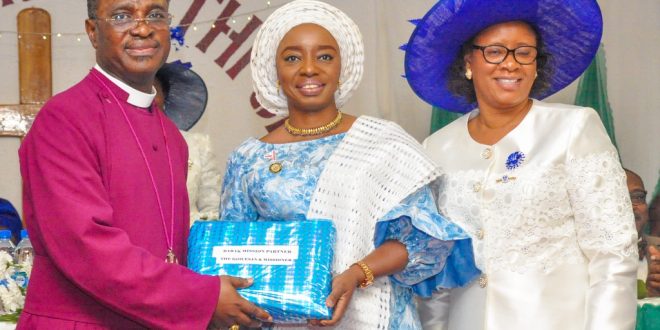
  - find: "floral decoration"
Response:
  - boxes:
[0,250,31,323]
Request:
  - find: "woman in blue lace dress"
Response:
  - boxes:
[220,1,479,329]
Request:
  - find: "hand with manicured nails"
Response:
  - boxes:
[308,240,409,327]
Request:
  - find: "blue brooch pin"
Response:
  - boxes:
[505,151,526,170]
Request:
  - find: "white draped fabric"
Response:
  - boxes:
[305,116,439,329]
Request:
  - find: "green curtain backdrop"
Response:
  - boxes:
[574,44,618,148]
[430,107,462,134]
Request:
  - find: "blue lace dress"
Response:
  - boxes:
[220,133,479,329]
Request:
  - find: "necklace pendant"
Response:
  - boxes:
[166,249,178,264]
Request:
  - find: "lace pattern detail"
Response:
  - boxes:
[383,214,454,285]
[436,170,488,270]
[308,116,440,329]
[183,132,221,224]
[566,151,637,258]
[437,151,636,274]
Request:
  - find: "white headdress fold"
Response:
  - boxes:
[250,0,364,116]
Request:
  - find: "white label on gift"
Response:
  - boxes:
[212,245,300,265]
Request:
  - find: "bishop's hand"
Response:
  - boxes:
[208,276,272,330]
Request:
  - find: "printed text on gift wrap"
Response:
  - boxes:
[212,245,299,266]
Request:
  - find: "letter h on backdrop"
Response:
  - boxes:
[178,0,284,131]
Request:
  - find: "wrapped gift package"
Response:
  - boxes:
[188,220,336,323]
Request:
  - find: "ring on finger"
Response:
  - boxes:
[250,306,260,319]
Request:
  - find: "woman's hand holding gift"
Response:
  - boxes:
[310,240,409,326]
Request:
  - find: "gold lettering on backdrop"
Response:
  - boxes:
[178,0,283,132]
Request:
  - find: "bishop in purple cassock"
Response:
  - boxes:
[15,0,226,328]
[16,1,271,327]
[18,65,220,328]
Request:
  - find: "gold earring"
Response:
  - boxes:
[276,80,281,93]
[337,80,342,95]
[465,68,472,80]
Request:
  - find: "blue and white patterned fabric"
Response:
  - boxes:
[188,220,336,322]
[220,134,479,329]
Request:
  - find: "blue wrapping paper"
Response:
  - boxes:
[188,220,336,323]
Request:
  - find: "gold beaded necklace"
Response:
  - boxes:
[284,111,343,136]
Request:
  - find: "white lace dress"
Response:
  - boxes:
[419,100,638,330]
[181,131,221,225]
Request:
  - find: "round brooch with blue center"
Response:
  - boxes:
[505,151,526,170]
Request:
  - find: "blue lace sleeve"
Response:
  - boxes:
[219,150,258,221]
[374,186,480,296]
[384,217,454,286]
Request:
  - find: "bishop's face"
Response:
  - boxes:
[275,23,342,114]
[86,0,171,92]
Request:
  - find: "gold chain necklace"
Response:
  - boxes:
[284,111,342,136]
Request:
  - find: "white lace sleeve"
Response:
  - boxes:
[193,134,221,220]
[566,108,637,330]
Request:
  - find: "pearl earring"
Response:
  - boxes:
[465,68,472,80]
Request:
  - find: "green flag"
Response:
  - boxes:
[430,106,462,134]
[574,44,618,148]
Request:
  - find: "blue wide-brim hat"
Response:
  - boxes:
[404,0,603,113]
[156,61,208,131]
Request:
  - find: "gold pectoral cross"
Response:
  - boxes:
[166,249,178,264]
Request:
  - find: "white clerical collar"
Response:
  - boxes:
[94,64,156,108]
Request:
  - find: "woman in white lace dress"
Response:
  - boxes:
[404,1,638,329]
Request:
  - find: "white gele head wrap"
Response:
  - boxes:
[250,0,364,116]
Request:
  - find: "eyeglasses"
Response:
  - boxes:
[96,11,173,32]
[630,191,648,205]
[472,45,539,65]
